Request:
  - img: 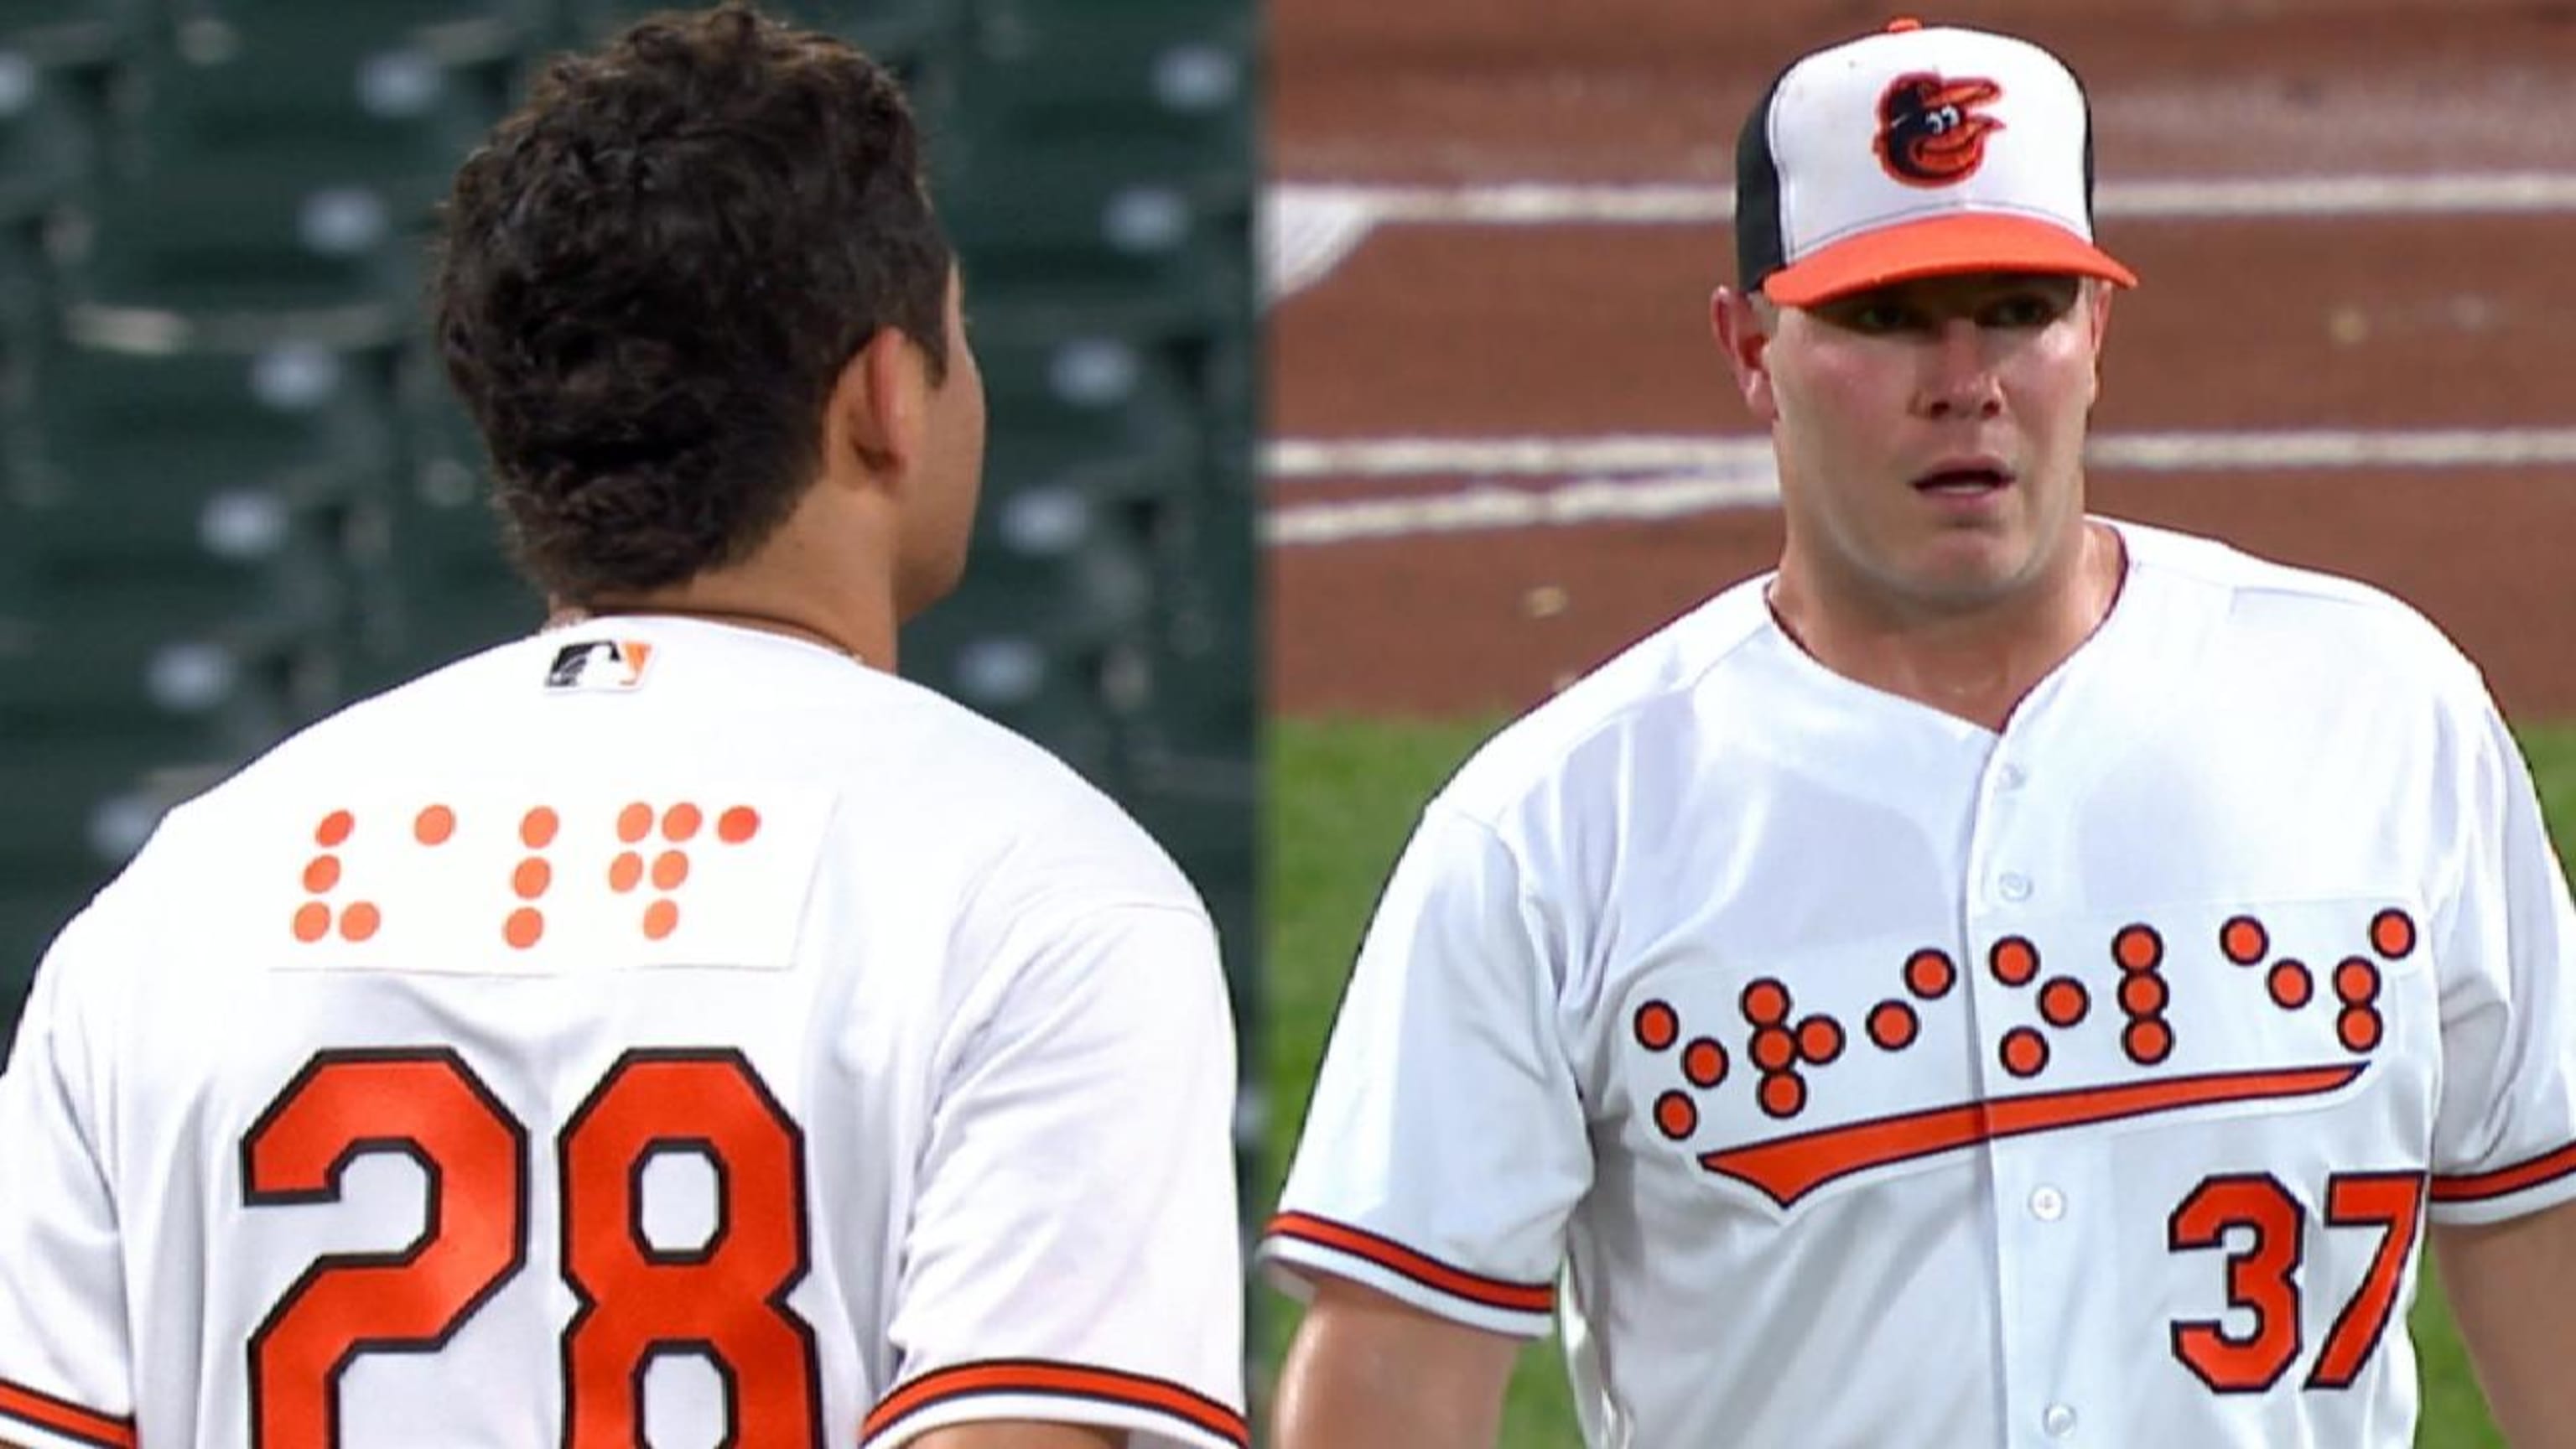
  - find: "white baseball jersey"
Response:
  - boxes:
[1265,520,2576,1446]
[0,615,1246,1449]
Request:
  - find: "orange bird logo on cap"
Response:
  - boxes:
[1874,72,2005,187]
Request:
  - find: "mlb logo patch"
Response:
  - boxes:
[544,639,654,693]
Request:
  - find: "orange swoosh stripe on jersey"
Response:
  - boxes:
[860,1359,1249,1449]
[2431,1139,2576,1203]
[1704,1065,2367,1208]
[1265,1211,1556,1314]
[0,1379,137,1449]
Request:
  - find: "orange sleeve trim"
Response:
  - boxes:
[0,1379,137,1449]
[2432,1139,2576,1204]
[860,1359,1247,1449]
[1265,1211,1556,1315]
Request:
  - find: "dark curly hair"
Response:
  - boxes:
[433,3,953,603]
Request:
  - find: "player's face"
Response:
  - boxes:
[895,266,986,620]
[1727,272,2111,621]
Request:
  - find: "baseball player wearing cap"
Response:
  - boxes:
[1265,19,2576,1448]
[0,10,1245,1449]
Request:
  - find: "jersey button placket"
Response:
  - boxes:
[1968,741,2111,1449]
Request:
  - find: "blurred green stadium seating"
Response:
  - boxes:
[0,0,1257,1131]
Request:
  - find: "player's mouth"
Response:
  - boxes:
[1911,460,2014,498]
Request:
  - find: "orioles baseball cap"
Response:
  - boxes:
[1735,18,2138,306]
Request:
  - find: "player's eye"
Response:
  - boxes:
[1822,299,1921,335]
[1982,286,2078,330]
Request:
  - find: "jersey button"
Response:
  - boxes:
[2044,1404,2078,1438]
[1996,762,2027,791]
[1997,872,2033,903]
[2029,1186,2066,1221]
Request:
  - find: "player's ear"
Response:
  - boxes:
[1711,285,1779,423]
[825,325,931,491]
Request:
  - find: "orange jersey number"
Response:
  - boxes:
[559,1052,822,1446]
[2167,1170,2427,1395]
[242,1047,820,1446]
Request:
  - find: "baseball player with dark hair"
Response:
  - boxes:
[0,8,1246,1448]
[1265,18,2576,1447]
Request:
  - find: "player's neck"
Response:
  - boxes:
[1768,521,2127,733]
[573,574,892,672]
[569,480,903,668]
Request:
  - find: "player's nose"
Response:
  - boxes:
[1914,319,2003,421]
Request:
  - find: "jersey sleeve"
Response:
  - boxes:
[865,898,1246,1449]
[1260,804,1589,1339]
[2426,696,2576,1225]
[0,910,140,1449]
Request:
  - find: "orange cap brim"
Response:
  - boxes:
[1761,213,2137,306]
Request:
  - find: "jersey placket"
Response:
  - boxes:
[1961,740,2115,1446]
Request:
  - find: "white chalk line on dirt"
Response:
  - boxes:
[1261,428,2576,545]
[1261,173,2576,302]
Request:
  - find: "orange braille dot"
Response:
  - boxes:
[1868,1000,1919,1052]
[1633,1000,1680,1052]
[2334,958,2381,1006]
[1797,1015,1845,1065]
[520,807,559,849]
[2118,973,2169,1017]
[2339,1006,2384,1053]
[315,810,354,848]
[293,902,331,943]
[513,858,553,901]
[1654,1091,1698,1140]
[340,902,382,943]
[1683,1037,1729,1088]
[717,806,761,844]
[643,900,680,941]
[2002,1028,2049,1078]
[662,802,704,842]
[303,855,341,894]
[609,852,645,893]
[2269,960,2314,1010]
[2039,978,2090,1029]
[2113,925,2164,974]
[1904,948,1956,1000]
[505,907,544,950]
[1758,1072,1807,1119]
[1990,937,2039,987]
[2220,916,2268,966]
[414,805,456,846]
[2125,1018,2175,1066]
[2370,908,2417,960]
[652,850,691,891]
[1752,1026,1797,1072]
[1742,979,1791,1027]
[617,802,654,844]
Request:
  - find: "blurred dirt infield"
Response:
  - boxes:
[1263,0,2576,719]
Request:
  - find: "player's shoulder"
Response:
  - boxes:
[2116,518,2484,691]
[1435,575,1775,824]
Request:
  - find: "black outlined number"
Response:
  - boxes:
[243,1048,821,1447]
[2167,1170,2428,1396]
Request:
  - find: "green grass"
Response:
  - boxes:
[1260,717,2576,1446]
